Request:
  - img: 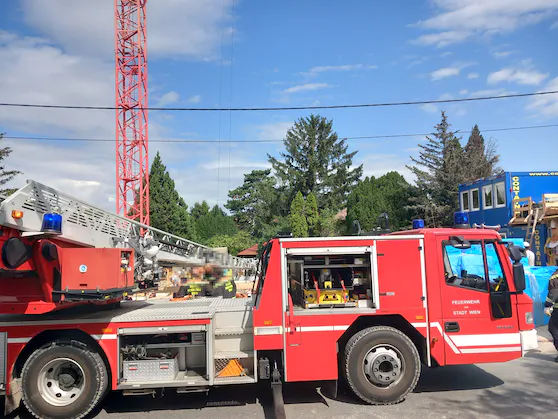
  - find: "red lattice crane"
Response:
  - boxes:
[114,0,149,225]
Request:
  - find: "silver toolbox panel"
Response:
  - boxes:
[122,356,178,382]
[0,332,6,391]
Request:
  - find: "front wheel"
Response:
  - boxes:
[343,326,421,405]
[21,342,108,419]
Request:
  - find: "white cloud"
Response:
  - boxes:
[420,103,439,113]
[467,72,479,79]
[430,67,460,80]
[440,51,454,57]
[157,91,180,107]
[253,121,293,141]
[411,0,558,47]
[305,64,377,75]
[460,89,469,95]
[356,154,415,184]
[551,21,558,28]
[21,0,235,60]
[469,88,516,97]
[188,95,202,104]
[0,31,114,136]
[283,83,331,94]
[430,62,475,80]
[527,77,558,117]
[488,68,549,85]
[493,50,515,58]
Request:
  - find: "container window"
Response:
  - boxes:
[461,191,470,211]
[495,182,506,207]
[471,189,480,211]
[483,185,493,209]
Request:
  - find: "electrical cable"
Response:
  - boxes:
[3,123,557,144]
[0,91,555,112]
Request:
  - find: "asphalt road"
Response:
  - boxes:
[8,341,558,419]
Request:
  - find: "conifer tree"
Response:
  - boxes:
[305,192,319,236]
[463,124,501,180]
[289,191,308,237]
[406,111,466,227]
[0,134,22,196]
[268,115,362,213]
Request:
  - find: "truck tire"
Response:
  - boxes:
[343,326,421,405]
[21,342,108,419]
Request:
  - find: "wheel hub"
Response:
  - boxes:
[363,346,402,386]
[37,358,85,407]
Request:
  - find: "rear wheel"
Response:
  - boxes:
[344,326,421,405]
[21,342,108,419]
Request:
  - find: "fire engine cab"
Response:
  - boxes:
[0,181,539,419]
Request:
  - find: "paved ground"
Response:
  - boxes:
[8,328,558,419]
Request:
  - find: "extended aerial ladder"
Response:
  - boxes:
[0,180,256,313]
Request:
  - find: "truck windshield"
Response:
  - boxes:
[253,241,272,308]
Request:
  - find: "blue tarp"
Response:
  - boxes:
[446,238,556,326]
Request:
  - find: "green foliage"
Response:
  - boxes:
[463,124,501,180]
[226,169,278,238]
[195,205,238,244]
[305,192,319,236]
[289,191,308,237]
[149,152,196,239]
[206,230,255,256]
[317,207,343,237]
[0,133,22,196]
[268,114,362,213]
[190,201,210,220]
[346,172,416,233]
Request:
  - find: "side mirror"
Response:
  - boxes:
[449,236,471,249]
[507,244,523,263]
[513,262,526,292]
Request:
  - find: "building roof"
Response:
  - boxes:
[237,244,258,257]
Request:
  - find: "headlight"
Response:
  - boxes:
[525,312,534,324]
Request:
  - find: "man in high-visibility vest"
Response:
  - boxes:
[544,269,558,361]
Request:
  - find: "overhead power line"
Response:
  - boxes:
[3,123,557,144]
[0,90,556,112]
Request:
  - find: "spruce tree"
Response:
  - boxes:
[406,111,466,227]
[268,115,362,213]
[190,201,210,220]
[289,191,308,237]
[0,134,22,195]
[464,124,500,180]
[305,192,319,236]
[195,205,238,243]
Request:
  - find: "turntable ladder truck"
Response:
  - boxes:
[0,184,538,419]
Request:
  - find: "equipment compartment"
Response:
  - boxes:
[118,329,208,386]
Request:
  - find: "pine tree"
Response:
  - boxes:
[195,205,238,243]
[226,169,278,237]
[406,111,466,227]
[148,151,196,239]
[268,115,362,213]
[289,191,308,237]
[190,201,210,220]
[0,134,22,195]
[305,192,319,236]
[463,124,501,180]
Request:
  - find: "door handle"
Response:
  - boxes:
[444,322,460,333]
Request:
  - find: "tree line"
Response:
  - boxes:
[0,109,502,257]
[144,110,501,254]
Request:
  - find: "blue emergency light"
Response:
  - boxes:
[412,219,425,229]
[453,211,469,228]
[41,213,63,235]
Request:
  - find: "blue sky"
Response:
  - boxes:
[0,0,557,211]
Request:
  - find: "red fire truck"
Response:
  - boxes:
[0,181,538,419]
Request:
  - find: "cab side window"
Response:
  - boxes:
[485,242,509,292]
[443,242,488,292]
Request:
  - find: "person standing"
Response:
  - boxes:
[524,242,535,266]
[544,269,558,362]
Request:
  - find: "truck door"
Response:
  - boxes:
[438,238,521,364]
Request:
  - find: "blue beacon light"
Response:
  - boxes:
[41,213,63,235]
[412,219,425,229]
[453,211,469,228]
